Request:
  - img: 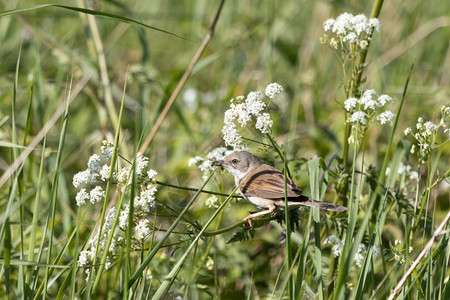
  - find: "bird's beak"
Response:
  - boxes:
[211,160,224,167]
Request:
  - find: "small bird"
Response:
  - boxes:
[212,151,348,227]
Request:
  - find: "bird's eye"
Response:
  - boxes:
[231,159,238,164]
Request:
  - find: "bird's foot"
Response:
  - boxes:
[243,216,253,229]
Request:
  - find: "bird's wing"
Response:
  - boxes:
[239,164,306,200]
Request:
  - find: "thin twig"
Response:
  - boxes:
[139,0,226,153]
[388,211,450,300]
[155,180,242,198]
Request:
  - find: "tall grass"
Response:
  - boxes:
[1,0,449,299]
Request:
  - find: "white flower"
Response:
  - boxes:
[231,103,248,127]
[333,12,353,35]
[76,188,90,206]
[73,170,97,188]
[423,121,437,136]
[352,14,369,35]
[264,83,283,99]
[205,195,219,208]
[221,83,283,149]
[188,156,203,167]
[104,207,117,232]
[323,19,335,32]
[105,257,112,270]
[372,245,381,257]
[349,111,367,125]
[89,186,105,204]
[147,169,157,180]
[369,18,381,32]
[101,140,114,161]
[116,167,130,185]
[135,219,151,239]
[255,113,273,134]
[88,154,102,172]
[397,163,410,174]
[354,253,365,267]
[324,235,344,257]
[136,153,149,176]
[182,88,198,110]
[222,122,243,149]
[119,204,129,230]
[246,91,264,105]
[332,243,343,257]
[100,164,111,181]
[343,32,358,44]
[344,97,358,111]
[404,127,412,135]
[363,89,378,99]
[321,13,381,52]
[378,110,395,125]
[191,148,235,176]
[354,244,368,268]
[409,171,419,181]
[395,239,402,246]
[206,148,234,166]
[245,98,265,116]
[78,250,92,266]
[377,94,393,107]
[360,90,378,110]
[136,185,157,212]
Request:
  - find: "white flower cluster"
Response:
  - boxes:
[344,90,395,144]
[324,235,380,268]
[321,13,381,50]
[222,83,283,150]
[385,162,419,182]
[205,195,220,208]
[404,106,450,160]
[73,141,156,206]
[73,141,115,206]
[324,235,343,258]
[393,239,413,254]
[78,207,123,279]
[188,147,234,180]
[119,169,158,234]
[75,142,159,278]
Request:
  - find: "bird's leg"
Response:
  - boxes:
[243,205,276,228]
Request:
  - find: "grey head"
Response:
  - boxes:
[211,151,264,181]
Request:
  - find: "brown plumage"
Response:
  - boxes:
[212,151,348,227]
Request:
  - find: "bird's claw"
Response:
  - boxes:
[243,216,253,229]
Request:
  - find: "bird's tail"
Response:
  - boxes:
[288,200,348,212]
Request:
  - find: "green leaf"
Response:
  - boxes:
[0,5,190,41]
[227,228,255,244]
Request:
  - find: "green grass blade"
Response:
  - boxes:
[151,185,238,300]
[128,170,217,288]
[308,157,324,300]
[0,4,190,41]
[42,78,72,298]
